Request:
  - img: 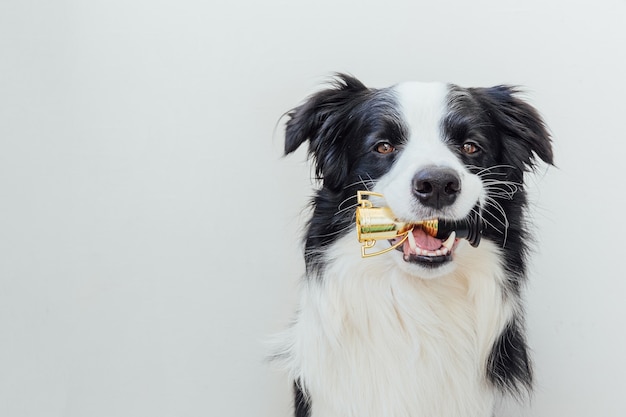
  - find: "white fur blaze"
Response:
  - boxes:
[375,82,484,222]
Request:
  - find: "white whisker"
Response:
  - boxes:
[335,202,359,216]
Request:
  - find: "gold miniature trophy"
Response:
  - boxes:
[355,190,483,258]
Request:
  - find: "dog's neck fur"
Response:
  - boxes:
[282,233,516,417]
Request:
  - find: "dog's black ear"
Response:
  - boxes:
[476,86,554,172]
[284,74,369,189]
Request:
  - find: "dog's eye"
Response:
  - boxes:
[375,142,395,154]
[462,141,480,155]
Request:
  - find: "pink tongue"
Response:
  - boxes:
[412,228,442,251]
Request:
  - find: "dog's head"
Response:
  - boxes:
[285,74,553,278]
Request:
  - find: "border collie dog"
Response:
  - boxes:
[274,74,553,417]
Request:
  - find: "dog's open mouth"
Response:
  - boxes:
[391,228,459,266]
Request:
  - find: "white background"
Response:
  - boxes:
[1,0,625,416]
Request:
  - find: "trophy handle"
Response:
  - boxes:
[357,190,384,208]
[361,233,409,258]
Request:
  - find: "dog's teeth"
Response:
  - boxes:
[407,230,417,252]
[442,231,456,251]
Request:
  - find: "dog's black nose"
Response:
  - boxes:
[412,167,461,209]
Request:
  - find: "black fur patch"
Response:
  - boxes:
[285,74,406,276]
[293,381,311,417]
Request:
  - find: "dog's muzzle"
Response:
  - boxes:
[355,190,483,259]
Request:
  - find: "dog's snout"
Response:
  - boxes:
[412,167,461,209]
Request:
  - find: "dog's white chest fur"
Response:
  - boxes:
[280,234,514,417]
